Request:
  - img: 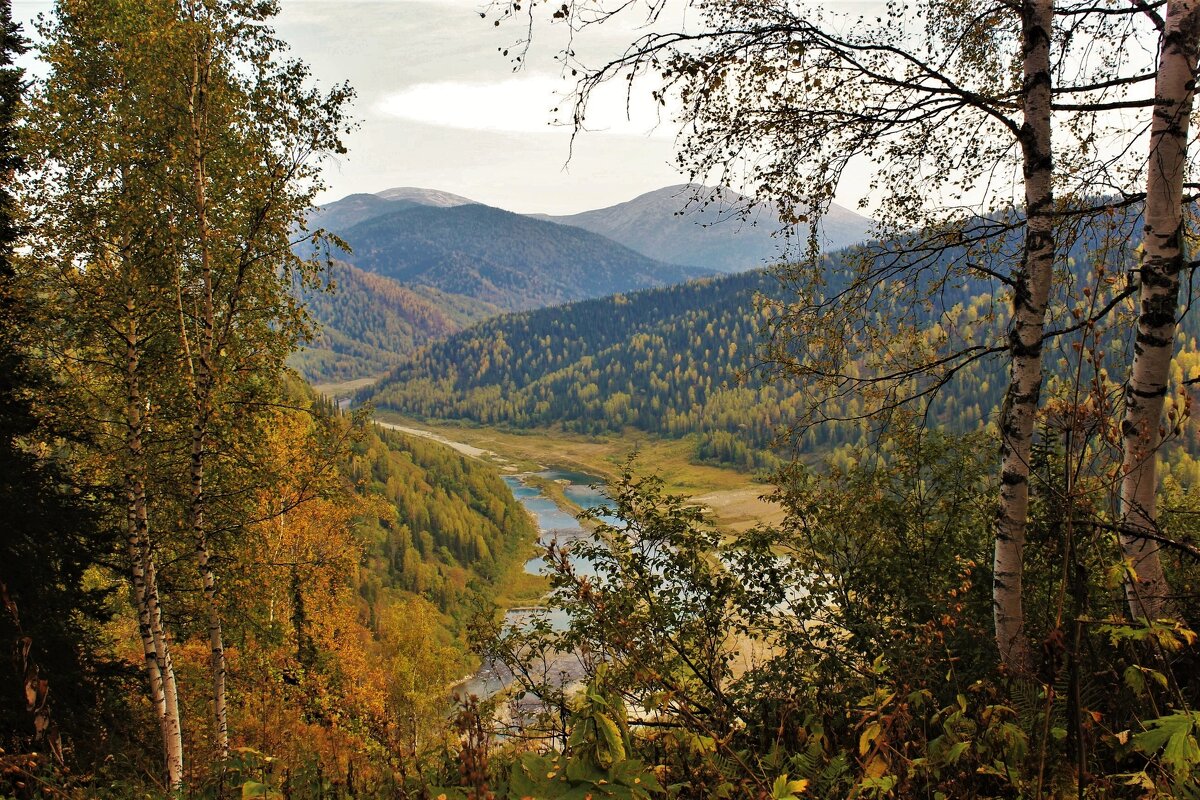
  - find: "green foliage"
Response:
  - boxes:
[348,422,538,617]
[0,0,121,772]
[468,426,1200,798]
[505,669,663,800]
[291,261,499,383]
[1132,712,1200,787]
[365,254,1138,466]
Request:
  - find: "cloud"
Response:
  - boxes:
[375,73,678,138]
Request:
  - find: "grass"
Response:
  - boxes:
[492,563,550,608]
[372,412,785,532]
[312,375,381,399]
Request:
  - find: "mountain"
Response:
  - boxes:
[536,184,873,272]
[365,212,1200,470]
[305,193,418,234]
[326,203,711,312]
[296,187,713,382]
[289,261,499,383]
[374,187,476,206]
[364,267,879,470]
[304,186,477,234]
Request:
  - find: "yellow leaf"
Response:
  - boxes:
[859,722,881,756]
[865,754,890,779]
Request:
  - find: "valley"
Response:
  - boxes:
[371,411,786,533]
[14,2,1200,796]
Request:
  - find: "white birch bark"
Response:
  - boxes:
[993,0,1056,672]
[185,28,230,758]
[1118,0,1200,621]
[124,308,184,789]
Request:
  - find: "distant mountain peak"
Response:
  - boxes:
[374,187,477,207]
[537,184,873,273]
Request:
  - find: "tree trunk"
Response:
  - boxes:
[1118,0,1200,621]
[187,31,230,756]
[124,308,184,789]
[993,0,1055,672]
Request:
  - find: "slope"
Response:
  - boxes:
[347,418,538,616]
[290,260,499,383]
[365,225,1200,471]
[330,202,711,311]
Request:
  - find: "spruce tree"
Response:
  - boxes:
[0,0,112,767]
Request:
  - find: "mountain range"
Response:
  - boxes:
[323,203,707,311]
[292,183,874,383]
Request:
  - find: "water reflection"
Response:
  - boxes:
[503,469,618,580]
[457,470,610,701]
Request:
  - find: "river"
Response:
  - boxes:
[457,468,617,701]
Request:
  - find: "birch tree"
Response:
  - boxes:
[168,0,352,757]
[491,0,1161,670]
[27,1,191,784]
[27,0,351,779]
[1117,0,1200,622]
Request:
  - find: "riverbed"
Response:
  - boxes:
[457,468,616,701]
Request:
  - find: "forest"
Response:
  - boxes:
[5,0,1200,798]
[367,250,1200,479]
[0,0,540,795]
[289,261,497,384]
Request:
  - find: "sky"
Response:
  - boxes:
[14,0,717,214]
[11,1,1152,218]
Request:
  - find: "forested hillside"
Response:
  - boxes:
[290,260,498,382]
[367,249,1200,473]
[350,421,537,614]
[364,266,992,466]
[324,202,709,310]
[12,0,1200,797]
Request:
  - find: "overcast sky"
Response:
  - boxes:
[15,0,730,214]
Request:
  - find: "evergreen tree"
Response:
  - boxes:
[0,0,113,767]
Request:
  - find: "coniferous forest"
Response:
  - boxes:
[6,0,1200,799]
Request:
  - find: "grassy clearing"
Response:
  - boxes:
[372,412,784,532]
[312,375,381,398]
[492,563,550,608]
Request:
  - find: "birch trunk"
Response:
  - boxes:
[186,29,230,758]
[1118,0,1200,621]
[124,308,184,789]
[993,0,1055,672]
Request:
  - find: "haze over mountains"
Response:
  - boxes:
[536,184,874,272]
[293,183,874,383]
[327,203,707,310]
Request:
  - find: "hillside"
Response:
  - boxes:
[290,261,499,382]
[348,418,538,615]
[328,202,710,311]
[365,268,906,467]
[364,231,1200,471]
[538,183,873,272]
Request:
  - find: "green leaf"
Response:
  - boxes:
[945,741,970,764]
[241,781,283,800]
[1132,712,1200,778]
